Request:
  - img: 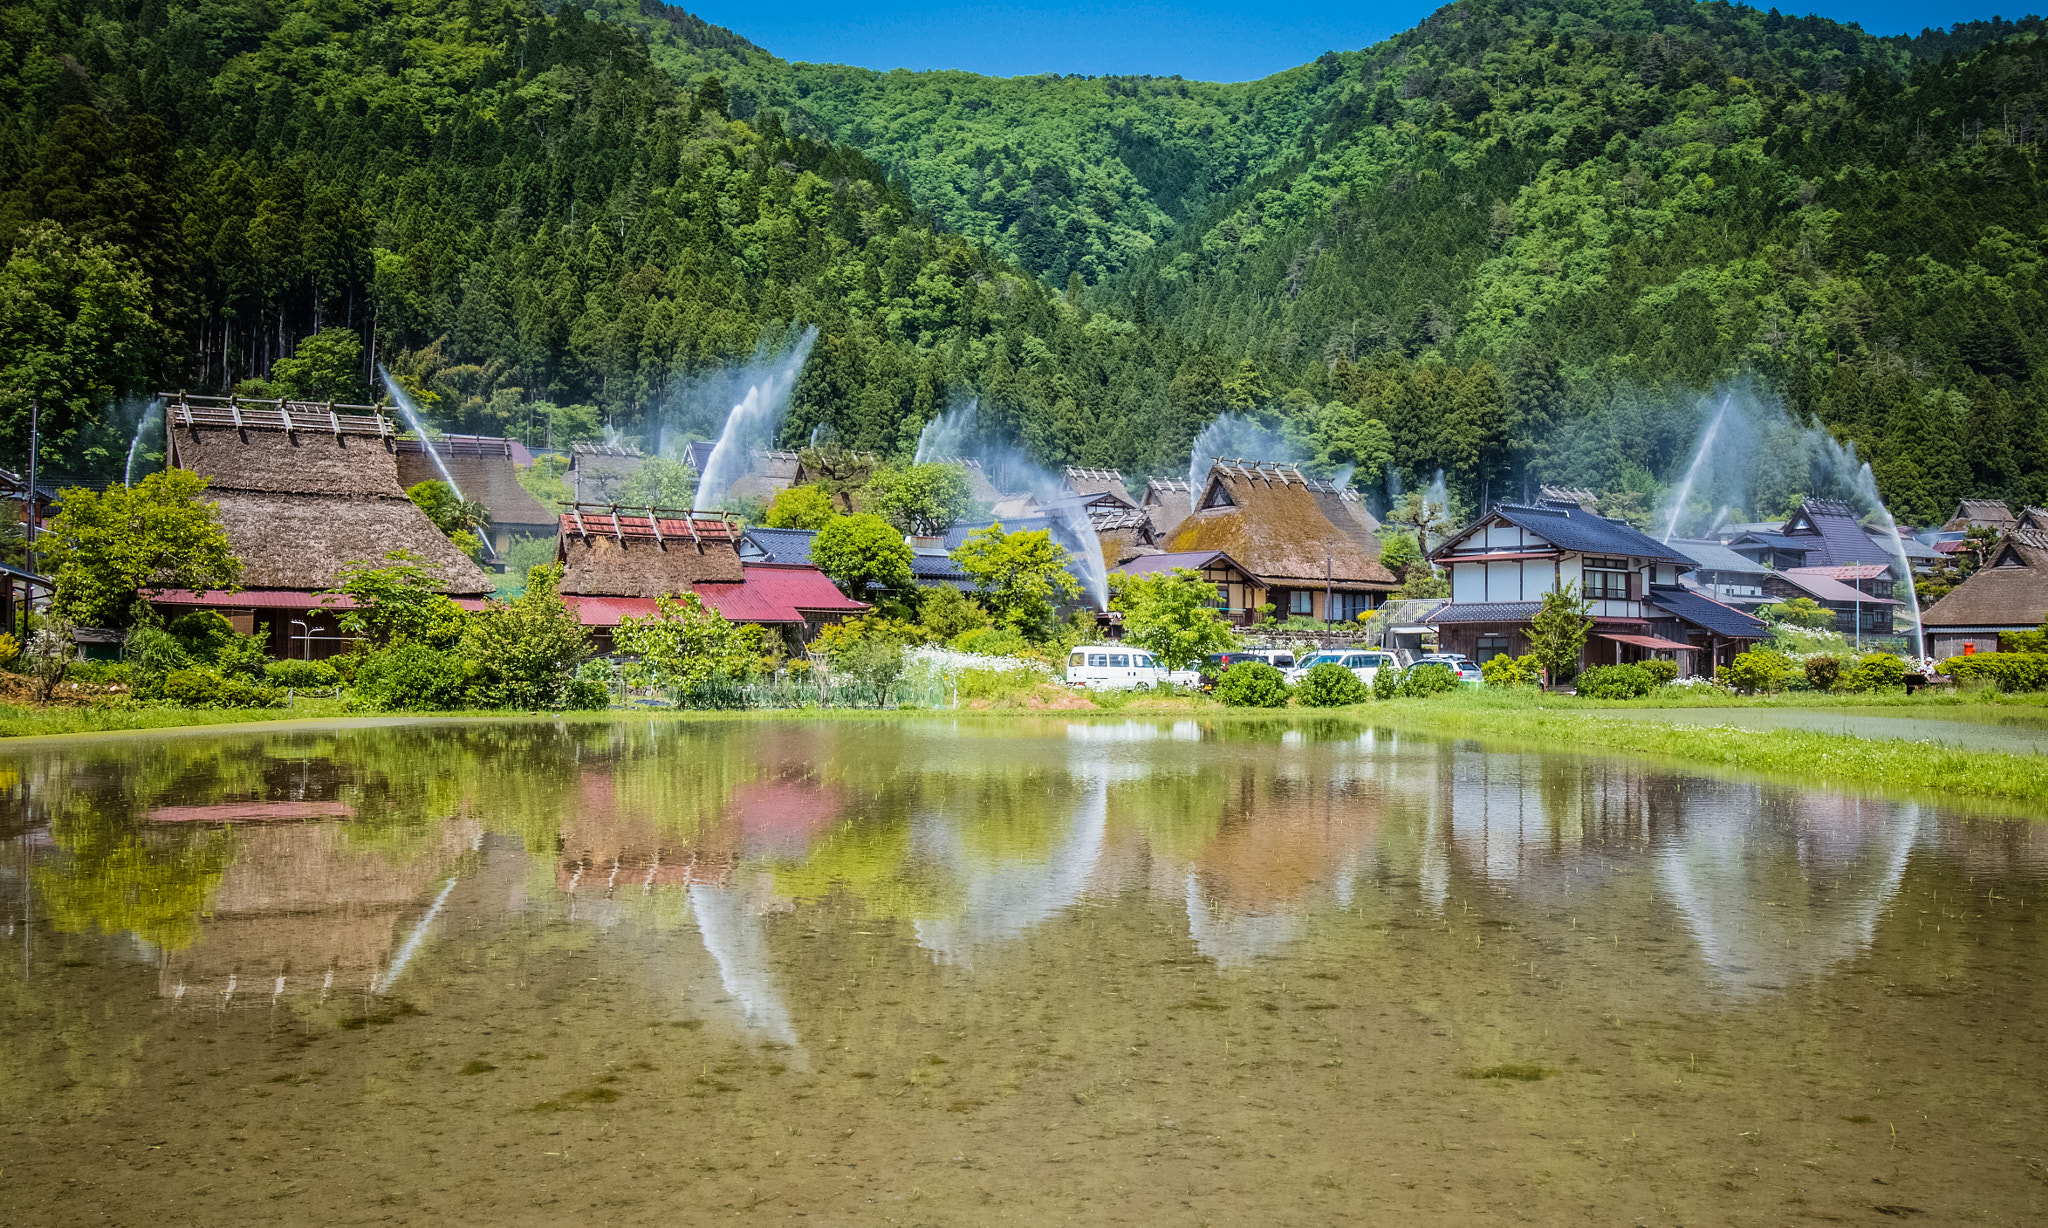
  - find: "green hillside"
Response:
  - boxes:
[1,0,2044,524]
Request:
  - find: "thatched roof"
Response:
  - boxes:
[164,395,490,595]
[1064,467,1135,507]
[207,491,493,594]
[556,505,746,596]
[396,437,556,528]
[1143,478,1193,540]
[1942,498,2017,533]
[1167,462,1396,588]
[959,459,1003,504]
[1923,530,2048,629]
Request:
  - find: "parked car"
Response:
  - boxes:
[1413,653,1483,685]
[1066,648,1173,689]
[1288,649,1397,686]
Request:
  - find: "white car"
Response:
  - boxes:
[1288,649,1397,686]
[1413,653,1483,685]
[1066,648,1173,689]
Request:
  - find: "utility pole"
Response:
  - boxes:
[24,397,38,575]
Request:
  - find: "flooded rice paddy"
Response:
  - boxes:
[2,716,2043,1226]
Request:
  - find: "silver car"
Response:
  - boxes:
[1288,650,1396,687]
[1413,653,1483,685]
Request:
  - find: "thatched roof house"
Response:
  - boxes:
[1142,478,1193,540]
[569,442,644,502]
[1922,528,2048,656]
[1167,461,1397,622]
[1064,467,1135,508]
[1941,498,2017,534]
[156,394,492,657]
[395,435,557,553]
[555,504,865,647]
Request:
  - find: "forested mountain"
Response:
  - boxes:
[2,0,2045,525]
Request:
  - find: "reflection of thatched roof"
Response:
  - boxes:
[1923,531,2048,628]
[167,397,491,594]
[396,438,556,528]
[556,506,745,596]
[1168,462,1396,588]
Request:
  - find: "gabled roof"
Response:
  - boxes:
[2018,507,2048,532]
[1922,531,2048,629]
[1647,587,1768,639]
[1437,502,1688,564]
[1943,498,2016,532]
[681,440,716,472]
[556,505,746,596]
[694,564,870,623]
[1781,498,1892,568]
[1666,538,1769,575]
[1767,570,1901,606]
[1168,462,1395,588]
[396,438,556,528]
[1064,467,1134,507]
[1141,478,1193,539]
[1113,550,1254,579]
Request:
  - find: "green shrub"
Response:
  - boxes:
[1576,663,1654,699]
[951,624,1030,657]
[1371,662,1402,699]
[1719,648,1794,694]
[265,658,342,690]
[1639,658,1678,686]
[351,643,472,711]
[955,667,1041,702]
[836,636,906,689]
[1839,652,1908,692]
[1294,661,1369,707]
[1397,663,1460,697]
[565,659,615,710]
[1802,654,1845,691]
[1480,653,1539,687]
[1213,661,1290,707]
[162,667,282,708]
[1938,651,2048,692]
[68,659,134,686]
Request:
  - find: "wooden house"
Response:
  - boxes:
[1941,498,2017,534]
[1666,537,1775,610]
[1063,467,1136,508]
[1759,567,1900,639]
[555,504,866,651]
[1166,461,1397,623]
[151,394,492,658]
[1111,551,1263,623]
[1426,500,1755,674]
[1921,528,2048,656]
[1779,497,1898,574]
[395,434,557,555]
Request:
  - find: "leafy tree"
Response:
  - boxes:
[1108,566,1238,670]
[42,469,240,628]
[812,513,913,598]
[326,551,468,648]
[612,592,765,692]
[1527,583,1592,685]
[917,585,991,640]
[764,485,838,530]
[1213,661,1290,707]
[618,458,699,508]
[1761,596,1836,630]
[460,564,595,709]
[951,523,1082,641]
[0,221,155,469]
[861,463,976,536]
[239,328,366,401]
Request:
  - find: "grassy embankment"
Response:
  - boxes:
[3,685,2043,811]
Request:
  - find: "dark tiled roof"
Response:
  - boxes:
[1448,503,1687,563]
[1424,601,1542,624]
[742,526,818,565]
[1666,539,1769,574]
[1114,550,1235,577]
[1783,499,1892,568]
[1648,587,1768,639]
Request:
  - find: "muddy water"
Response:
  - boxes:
[1,717,2042,1226]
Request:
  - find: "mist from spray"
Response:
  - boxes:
[913,398,1109,610]
[1184,414,1303,510]
[379,365,494,561]
[692,327,819,512]
[1644,384,1927,662]
[124,398,166,486]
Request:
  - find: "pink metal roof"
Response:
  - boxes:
[1790,563,1890,581]
[1773,571,1902,605]
[563,565,866,628]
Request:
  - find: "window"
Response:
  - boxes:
[1270,654,1295,669]
[1582,556,1631,600]
[1109,654,1129,668]
[1070,652,1085,667]
[1343,655,1369,668]
[1087,654,1108,667]
[1474,635,1510,663]
[1135,654,1155,668]
[1214,585,1230,609]
[1331,592,1373,622]
[1287,590,1313,615]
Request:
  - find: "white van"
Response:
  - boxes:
[1288,649,1397,686]
[1066,648,1169,689]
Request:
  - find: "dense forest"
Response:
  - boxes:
[1,0,2045,525]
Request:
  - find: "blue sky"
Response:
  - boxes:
[685,1,1999,81]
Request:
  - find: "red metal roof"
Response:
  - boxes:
[558,508,738,544]
[563,565,867,628]
[150,588,493,611]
